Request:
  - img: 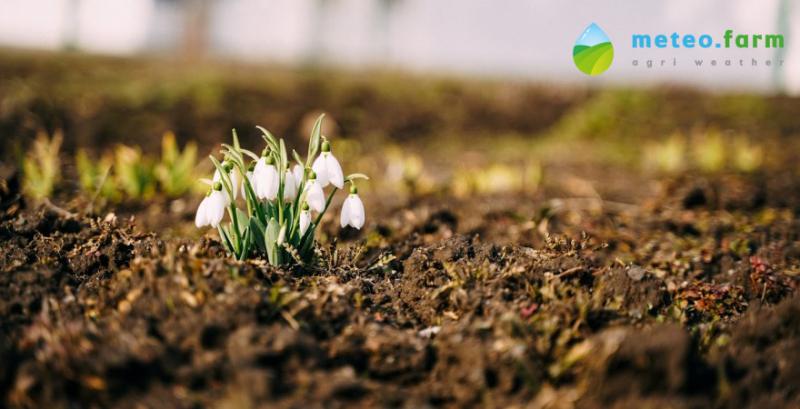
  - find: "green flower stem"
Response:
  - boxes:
[228,202,242,255]
[314,187,338,226]
[277,180,285,224]
[242,175,259,219]
[290,177,306,223]
[237,228,251,261]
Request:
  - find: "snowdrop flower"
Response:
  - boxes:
[195,183,227,228]
[291,163,305,186]
[283,169,297,202]
[299,203,311,236]
[213,161,240,201]
[304,170,326,213]
[340,185,365,229]
[312,141,344,189]
[253,155,279,200]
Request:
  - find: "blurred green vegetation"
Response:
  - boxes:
[155,131,199,197]
[21,128,200,205]
[537,89,799,174]
[71,131,202,205]
[5,49,800,206]
[75,148,118,201]
[22,130,61,201]
[642,128,765,174]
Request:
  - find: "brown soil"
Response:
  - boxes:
[2,166,800,408]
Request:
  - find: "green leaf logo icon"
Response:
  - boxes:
[573,23,614,76]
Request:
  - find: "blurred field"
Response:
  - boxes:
[5,49,800,221]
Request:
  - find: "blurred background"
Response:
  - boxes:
[1,0,799,92]
[1,0,800,236]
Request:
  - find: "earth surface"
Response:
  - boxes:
[2,51,800,408]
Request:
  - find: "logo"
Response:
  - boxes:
[573,23,614,76]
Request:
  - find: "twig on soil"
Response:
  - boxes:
[88,165,112,213]
[43,198,76,218]
[281,310,300,330]
[547,197,639,214]
[553,266,585,279]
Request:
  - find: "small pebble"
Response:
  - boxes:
[418,326,441,338]
[627,265,647,281]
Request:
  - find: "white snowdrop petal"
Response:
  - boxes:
[195,197,209,227]
[299,210,311,235]
[305,181,325,212]
[254,160,279,201]
[265,166,279,200]
[208,190,227,227]
[340,196,352,228]
[283,170,297,201]
[229,169,240,201]
[252,158,267,199]
[312,155,329,187]
[253,158,267,175]
[292,164,304,186]
[351,195,365,229]
[326,154,344,189]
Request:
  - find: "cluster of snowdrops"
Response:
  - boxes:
[194,115,367,266]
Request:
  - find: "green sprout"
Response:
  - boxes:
[155,131,199,197]
[75,149,119,203]
[22,130,62,201]
[113,145,157,200]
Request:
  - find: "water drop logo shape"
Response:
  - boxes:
[573,23,614,76]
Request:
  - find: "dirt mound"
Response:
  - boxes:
[712,295,800,409]
[579,324,714,409]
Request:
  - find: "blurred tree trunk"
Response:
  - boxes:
[63,0,81,51]
[306,0,333,65]
[373,0,400,61]
[181,0,212,60]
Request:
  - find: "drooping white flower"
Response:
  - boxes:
[195,199,209,227]
[230,168,240,200]
[212,163,240,202]
[304,172,326,213]
[299,205,311,236]
[195,185,227,228]
[340,187,365,229]
[253,156,279,200]
[292,164,305,186]
[282,169,297,202]
[311,141,344,189]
